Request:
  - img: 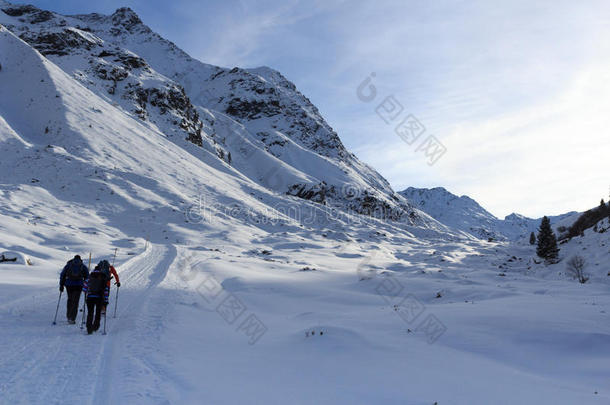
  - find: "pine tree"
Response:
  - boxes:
[601,198,610,217]
[529,231,536,245]
[536,216,559,261]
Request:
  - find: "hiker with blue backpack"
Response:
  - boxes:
[82,262,111,334]
[59,255,89,324]
[95,259,120,312]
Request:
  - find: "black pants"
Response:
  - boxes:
[65,286,82,321]
[86,296,104,332]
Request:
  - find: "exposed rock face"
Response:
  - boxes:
[2,4,52,23]
[203,66,348,159]
[19,28,102,56]
[1,4,207,151]
[0,1,430,227]
[110,7,143,31]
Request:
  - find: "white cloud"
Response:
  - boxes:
[317,1,610,218]
[356,63,610,218]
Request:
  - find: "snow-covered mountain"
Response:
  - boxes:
[400,186,577,241]
[0,1,427,225]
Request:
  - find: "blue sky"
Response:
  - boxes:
[25,0,610,218]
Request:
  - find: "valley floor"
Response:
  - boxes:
[1,236,608,405]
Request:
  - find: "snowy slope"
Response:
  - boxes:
[401,186,577,240]
[1,3,610,405]
[503,211,579,240]
[400,187,502,240]
[551,216,610,280]
[0,2,423,225]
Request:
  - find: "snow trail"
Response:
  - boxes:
[0,244,176,405]
[92,243,176,405]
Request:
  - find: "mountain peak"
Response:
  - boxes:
[404,186,473,203]
[504,213,527,221]
[401,187,581,240]
[400,186,505,240]
[111,7,142,29]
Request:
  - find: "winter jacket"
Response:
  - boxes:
[107,265,120,286]
[59,259,89,287]
[82,270,110,302]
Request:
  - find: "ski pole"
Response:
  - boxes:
[102,308,107,335]
[111,248,119,318]
[80,294,87,329]
[82,252,91,329]
[52,290,62,325]
[113,286,120,318]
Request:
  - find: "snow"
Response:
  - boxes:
[401,186,578,241]
[0,3,428,227]
[0,3,609,404]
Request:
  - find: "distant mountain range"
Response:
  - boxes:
[400,187,578,241]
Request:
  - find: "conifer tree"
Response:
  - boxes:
[601,199,609,217]
[529,231,536,245]
[536,216,559,261]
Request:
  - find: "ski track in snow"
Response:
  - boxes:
[0,244,177,405]
[92,243,177,405]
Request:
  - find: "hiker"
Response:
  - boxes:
[96,259,120,310]
[59,255,89,324]
[82,266,109,334]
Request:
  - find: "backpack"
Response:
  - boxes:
[97,260,111,279]
[66,259,83,280]
[87,271,107,297]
